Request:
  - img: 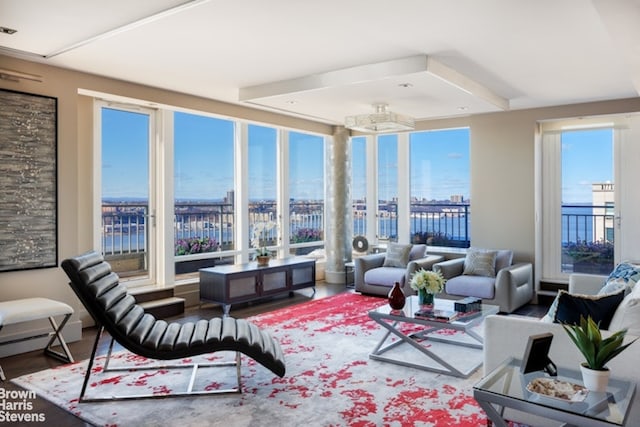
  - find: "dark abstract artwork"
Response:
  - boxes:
[0,89,57,272]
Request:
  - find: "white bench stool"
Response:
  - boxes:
[0,297,75,381]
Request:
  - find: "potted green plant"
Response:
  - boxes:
[562,315,637,392]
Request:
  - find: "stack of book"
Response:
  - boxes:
[414,308,459,322]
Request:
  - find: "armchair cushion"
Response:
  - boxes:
[462,248,498,277]
[364,267,407,287]
[445,275,496,299]
[553,289,625,329]
[383,243,412,268]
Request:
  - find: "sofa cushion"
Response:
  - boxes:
[445,275,496,299]
[383,243,412,268]
[608,282,640,336]
[364,267,407,287]
[409,244,427,261]
[463,248,498,277]
[553,289,625,329]
[495,250,514,272]
[599,261,640,296]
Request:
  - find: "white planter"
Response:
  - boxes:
[580,364,610,392]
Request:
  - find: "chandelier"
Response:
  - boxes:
[345,103,415,133]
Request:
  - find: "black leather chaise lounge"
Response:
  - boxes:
[61,250,285,401]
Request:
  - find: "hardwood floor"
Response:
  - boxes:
[0,283,548,426]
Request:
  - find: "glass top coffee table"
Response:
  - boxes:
[368,295,499,378]
[474,357,636,427]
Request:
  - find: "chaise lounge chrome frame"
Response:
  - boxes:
[61,250,285,402]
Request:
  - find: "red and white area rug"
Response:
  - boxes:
[12,293,512,426]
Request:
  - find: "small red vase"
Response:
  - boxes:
[388,281,406,310]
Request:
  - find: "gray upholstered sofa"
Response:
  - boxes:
[432,249,534,313]
[354,244,444,297]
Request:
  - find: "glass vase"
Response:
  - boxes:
[418,289,434,307]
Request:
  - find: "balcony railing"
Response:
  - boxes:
[101,201,325,258]
[410,203,471,248]
[101,201,614,276]
[561,204,615,275]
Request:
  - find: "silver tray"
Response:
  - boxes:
[526,377,589,403]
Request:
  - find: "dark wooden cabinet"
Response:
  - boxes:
[199,257,315,315]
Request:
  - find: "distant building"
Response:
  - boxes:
[224,190,234,204]
[592,182,614,242]
[450,195,464,203]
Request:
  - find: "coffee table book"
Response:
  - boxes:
[414,308,459,322]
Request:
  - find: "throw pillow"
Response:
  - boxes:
[494,250,514,272]
[409,244,427,261]
[383,243,412,268]
[463,248,498,277]
[553,289,625,330]
[608,283,640,336]
[599,261,640,296]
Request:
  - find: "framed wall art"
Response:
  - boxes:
[0,89,58,272]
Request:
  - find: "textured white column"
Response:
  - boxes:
[324,126,352,284]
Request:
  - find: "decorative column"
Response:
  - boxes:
[324,126,352,284]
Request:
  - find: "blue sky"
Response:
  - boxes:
[102,108,613,204]
[561,128,613,203]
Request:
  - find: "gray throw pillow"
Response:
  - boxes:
[463,248,498,277]
[383,243,412,268]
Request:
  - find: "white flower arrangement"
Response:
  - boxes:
[410,269,446,294]
[251,221,277,257]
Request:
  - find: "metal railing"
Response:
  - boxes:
[561,204,615,274]
[103,202,613,273]
[101,201,325,257]
[410,202,470,248]
[102,203,148,255]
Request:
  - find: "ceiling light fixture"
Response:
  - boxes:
[345,103,415,133]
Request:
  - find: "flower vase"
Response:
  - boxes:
[388,281,406,310]
[418,289,434,307]
[256,255,270,267]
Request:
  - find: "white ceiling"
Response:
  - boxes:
[1,0,639,126]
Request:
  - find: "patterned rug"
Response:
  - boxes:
[13,293,498,426]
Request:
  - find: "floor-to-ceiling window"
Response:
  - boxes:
[377,134,398,241]
[349,128,470,249]
[173,112,236,276]
[248,124,279,257]
[409,128,470,248]
[351,136,367,238]
[560,128,614,275]
[288,131,324,256]
[98,105,155,284]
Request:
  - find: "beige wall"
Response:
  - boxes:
[1,53,640,325]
